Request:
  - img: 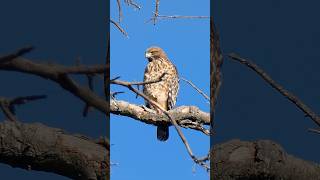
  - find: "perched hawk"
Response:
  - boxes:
[143,46,179,141]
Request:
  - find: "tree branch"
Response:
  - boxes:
[110,19,128,38]
[181,77,209,102]
[0,120,108,180]
[110,99,210,134]
[0,50,108,115]
[228,53,320,128]
[0,95,47,121]
[211,139,320,179]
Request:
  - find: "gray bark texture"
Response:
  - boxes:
[211,139,320,180]
[0,120,108,180]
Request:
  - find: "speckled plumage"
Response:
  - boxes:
[143,46,179,141]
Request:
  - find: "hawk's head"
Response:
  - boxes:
[145,46,167,62]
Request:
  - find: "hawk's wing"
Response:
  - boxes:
[167,64,179,110]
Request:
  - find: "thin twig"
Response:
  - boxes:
[147,14,209,24]
[153,0,160,25]
[124,0,141,9]
[0,95,47,121]
[9,95,47,114]
[0,100,17,121]
[110,91,124,99]
[111,78,209,171]
[228,53,320,128]
[116,0,122,23]
[181,77,209,102]
[110,19,128,37]
[157,15,209,19]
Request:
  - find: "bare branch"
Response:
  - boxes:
[116,0,123,23]
[181,77,209,102]
[110,19,128,37]
[153,0,160,25]
[147,14,209,24]
[0,120,107,179]
[228,53,320,128]
[211,139,320,179]
[0,95,47,121]
[0,100,17,121]
[111,99,210,132]
[0,46,34,64]
[156,15,209,20]
[0,49,108,114]
[124,0,141,9]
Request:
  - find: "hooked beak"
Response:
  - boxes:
[145,52,152,58]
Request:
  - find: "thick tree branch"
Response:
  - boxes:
[110,99,210,134]
[0,120,108,180]
[211,139,320,179]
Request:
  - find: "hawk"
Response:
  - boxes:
[143,46,179,141]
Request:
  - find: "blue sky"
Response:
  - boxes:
[213,0,320,164]
[110,1,210,180]
[0,0,106,179]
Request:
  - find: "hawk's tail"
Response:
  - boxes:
[157,125,169,141]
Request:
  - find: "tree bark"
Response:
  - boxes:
[211,139,320,180]
[0,120,108,180]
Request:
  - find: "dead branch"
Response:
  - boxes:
[147,14,209,24]
[111,77,210,170]
[110,19,128,37]
[124,0,141,9]
[0,95,46,121]
[0,120,108,180]
[110,99,210,134]
[211,139,320,179]
[0,48,108,115]
[181,77,209,102]
[0,46,34,64]
[156,15,209,20]
[228,53,320,128]
[153,0,160,25]
[116,0,123,23]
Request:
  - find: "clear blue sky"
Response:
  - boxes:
[0,0,106,179]
[110,1,210,180]
[213,0,320,164]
